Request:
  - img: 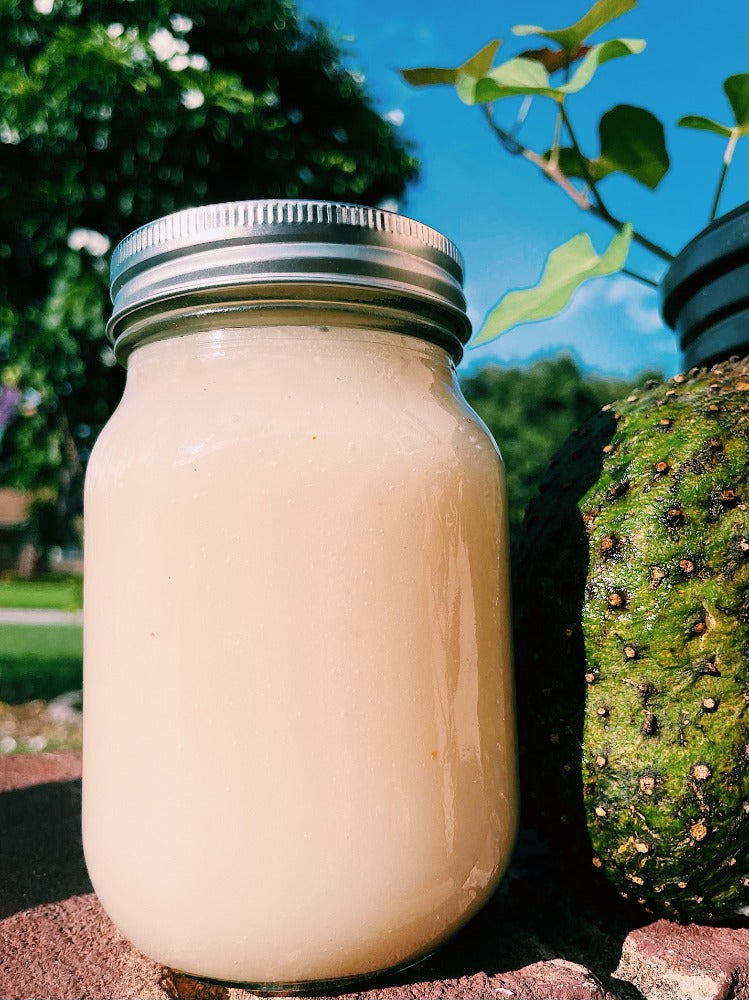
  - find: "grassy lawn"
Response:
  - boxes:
[0,623,82,703]
[0,577,83,611]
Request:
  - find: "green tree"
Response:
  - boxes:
[0,0,418,547]
[460,355,659,531]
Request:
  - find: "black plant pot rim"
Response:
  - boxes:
[659,201,749,368]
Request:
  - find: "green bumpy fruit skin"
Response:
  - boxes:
[513,357,748,921]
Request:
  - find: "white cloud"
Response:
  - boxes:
[383,109,405,127]
[106,22,124,39]
[33,0,54,13]
[559,274,662,334]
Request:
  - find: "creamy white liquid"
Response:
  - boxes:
[83,325,516,987]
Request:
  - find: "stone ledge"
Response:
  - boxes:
[1,753,746,1000]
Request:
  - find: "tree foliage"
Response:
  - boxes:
[0,0,418,545]
[460,355,659,531]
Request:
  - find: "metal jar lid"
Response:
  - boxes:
[108,199,471,362]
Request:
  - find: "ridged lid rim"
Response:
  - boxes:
[110,199,465,292]
[107,199,470,361]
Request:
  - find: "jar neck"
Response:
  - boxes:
[124,323,458,389]
[110,290,468,367]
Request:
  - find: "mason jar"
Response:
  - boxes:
[82,200,517,992]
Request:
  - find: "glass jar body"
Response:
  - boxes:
[82,321,517,991]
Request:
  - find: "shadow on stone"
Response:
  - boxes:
[354,828,650,1000]
[0,778,92,919]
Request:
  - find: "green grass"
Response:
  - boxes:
[0,576,83,611]
[0,623,82,703]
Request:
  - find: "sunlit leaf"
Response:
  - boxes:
[551,105,668,189]
[471,225,632,346]
[724,73,748,128]
[461,39,502,78]
[456,39,644,105]
[677,115,733,138]
[400,40,500,88]
[512,0,637,53]
[559,38,645,94]
[455,57,555,105]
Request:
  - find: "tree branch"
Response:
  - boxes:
[481,105,591,211]
[480,103,675,264]
[561,105,674,263]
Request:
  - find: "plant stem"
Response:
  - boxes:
[560,105,674,263]
[559,104,609,217]
[591,205,674,262]
[481,104,676,264]
[549,106,563,170]
[710,130,738,221]
[622,267,659,288]
[481,105,591,210]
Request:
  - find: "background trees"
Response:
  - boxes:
[0,0,417,547]
[460,356,657,530]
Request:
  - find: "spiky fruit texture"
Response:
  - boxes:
[512,356,748,921]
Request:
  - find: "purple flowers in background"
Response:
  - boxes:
[0,384,21,443]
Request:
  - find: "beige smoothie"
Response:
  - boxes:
[83,324,516,986]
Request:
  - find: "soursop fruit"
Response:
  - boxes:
[512,356,748,921]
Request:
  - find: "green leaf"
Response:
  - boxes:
[400,40,500,88]
[552,105,669,189]
[553,147,613,182]
[456,39,644,105]
[559,38,645,93]
[471,224,632,346]
[724,73,748,127]
[398,65,458,87]
[455,57,554,104]
[597,105,669,187]
[512,0,637,53]
[461,39,502,78]
[677,115,733,138]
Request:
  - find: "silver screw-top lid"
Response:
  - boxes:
[108,199,471,361]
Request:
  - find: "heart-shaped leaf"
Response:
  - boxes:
[550,105,668,189]
[456,39,644,105]
[400,40,500,88]
[471,224,632,346]
[724,73,749,128]
[677,115,733,138]
[512,0,637,53]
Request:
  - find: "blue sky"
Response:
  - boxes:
[299,0,748,379]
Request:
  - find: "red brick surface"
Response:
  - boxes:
[1,752,742,1000]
